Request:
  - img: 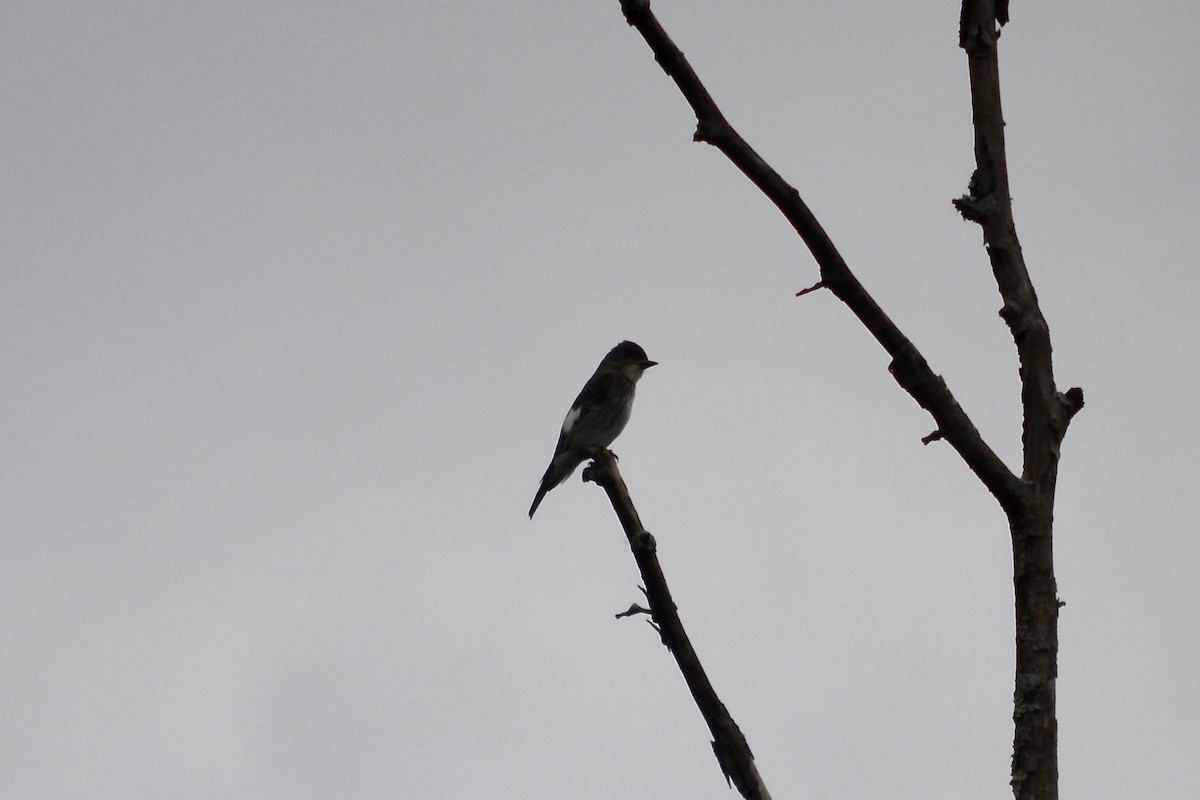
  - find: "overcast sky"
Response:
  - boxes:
[4,2,1199,799]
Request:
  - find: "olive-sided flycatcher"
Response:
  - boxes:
[529,341,657,518]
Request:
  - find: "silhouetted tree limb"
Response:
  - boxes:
[616,0,1024,515]
[956,4,1083,798]
[583,451,772,800]
[612,2,1083,799]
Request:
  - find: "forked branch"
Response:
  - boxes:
[612,3,1083,799]
[617,0,1024,515]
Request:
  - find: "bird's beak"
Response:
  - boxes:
[643,360,658,369]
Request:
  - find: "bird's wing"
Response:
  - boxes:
[553,369,613,447]
[571,370,614,420]
[531,375,611,518]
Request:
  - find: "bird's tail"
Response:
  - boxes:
[528,483,551,519]
[528,454,577,518]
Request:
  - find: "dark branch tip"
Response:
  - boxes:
[618,0,650,25]
[615,603,652,620]
[953,193,995,223]
[1059,387,1085,421]
[795,280,826,297]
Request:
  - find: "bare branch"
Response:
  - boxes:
[617,0,1025,515]
[958,4,1080,798]
[794,280,825,297]
[614,603,651,619]
[583,452,773,800]
[613,4,1085,799]
[958,0,1080,494]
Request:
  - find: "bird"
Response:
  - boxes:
[529,341,657,518]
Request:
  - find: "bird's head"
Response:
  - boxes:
[605,340,657,381]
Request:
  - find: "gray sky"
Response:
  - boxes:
[4,2,1198,798]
